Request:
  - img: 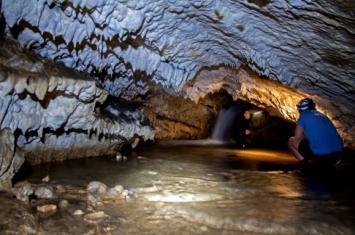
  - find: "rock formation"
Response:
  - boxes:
[184,66,354,146]
[143,88,215,140]
[0,41,154,164]
[0,0,354,150]
[0,128,24,190]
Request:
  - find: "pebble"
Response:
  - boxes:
[116,152,123,161]
[59,199,69,209]
[41,176,50,183]
[87,194,101,206]
[35,186,55,199]
[87,181,107,195]
[73,209,84,216]
[37,204,57,213]
[12,181,33,203]
[84,211,109,224]
[112,184,124,193]
[106,184,124,198]
[200,226,208,232]
[121,189,132,200]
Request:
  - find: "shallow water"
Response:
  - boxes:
[26,145,355,234]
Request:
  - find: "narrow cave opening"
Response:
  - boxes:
[201,91,296,150]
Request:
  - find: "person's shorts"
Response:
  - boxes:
[299,140,345,166]
[309,151,345,167]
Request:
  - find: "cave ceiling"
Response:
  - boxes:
[2,0,354,93]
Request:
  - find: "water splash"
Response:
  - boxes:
[211,105,240,142]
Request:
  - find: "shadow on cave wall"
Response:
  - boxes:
[0,3,6,40]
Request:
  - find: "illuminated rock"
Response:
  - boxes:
[184,66,354,147]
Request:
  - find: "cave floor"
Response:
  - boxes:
[5,144,355,234]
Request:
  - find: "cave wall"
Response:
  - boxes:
[143,88,215,140]
[0,41,154,164]
[0,0,354,148]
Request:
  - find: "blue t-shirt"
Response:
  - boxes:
[298,110,343,156]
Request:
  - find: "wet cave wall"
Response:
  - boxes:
[0,40,155,164]
[0,0,354,164]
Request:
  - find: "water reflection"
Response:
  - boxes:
[25,145,355,234]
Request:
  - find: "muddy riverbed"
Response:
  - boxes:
[1,144,355,234]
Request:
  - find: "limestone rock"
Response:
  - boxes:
[0,41,154,164]
[83,211,109,224]
[58,199,69,209]
[87,181,108,195]
[106,184,125,199]
[143,89,214,140]
[36,204,57,214]
[34,186,55,199]
[41,176,50,183]
[0,128,24,190]
[73,209,84,216]
[12,181,34,203]
[87,181,109,206]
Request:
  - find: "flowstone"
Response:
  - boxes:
[0,128,24,190]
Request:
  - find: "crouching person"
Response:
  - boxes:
[288,98,344,169]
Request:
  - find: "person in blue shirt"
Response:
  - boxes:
[288,98,344,164]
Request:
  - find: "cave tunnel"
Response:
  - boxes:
[0,0,355,234]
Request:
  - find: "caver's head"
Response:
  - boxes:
[244,110,252,120]
[296,98,316,112]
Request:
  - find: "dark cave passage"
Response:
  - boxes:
[195,90,296,150]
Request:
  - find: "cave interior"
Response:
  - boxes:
[0,0,354,234]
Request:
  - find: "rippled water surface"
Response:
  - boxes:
[27,145,355,234]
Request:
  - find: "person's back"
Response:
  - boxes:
[298,110,343,156]
[288,98,344,163]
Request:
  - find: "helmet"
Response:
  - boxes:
[296,98,315,111]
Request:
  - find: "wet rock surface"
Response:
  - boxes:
[0,40,154,163]
[12,181,33,203]
[143,88,215,140]
[34,186,55,199]
[0,191,38,234]
[0,128,24,190]
[0,39,219,163]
